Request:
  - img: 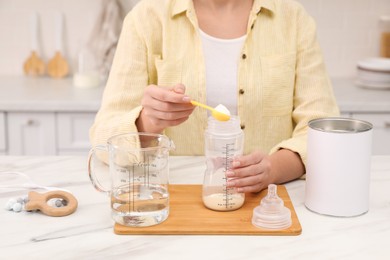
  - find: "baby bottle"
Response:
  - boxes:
[202,116,245,211]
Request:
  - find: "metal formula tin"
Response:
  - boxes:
[305,117,373,217]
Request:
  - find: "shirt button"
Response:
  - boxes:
[240,124,245,130]
[242,54,247,59]
[239,89,245,94]
[251,24,254,29]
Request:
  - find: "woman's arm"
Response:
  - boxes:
[227,3,339,193]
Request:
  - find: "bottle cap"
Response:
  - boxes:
[252,184,292,229]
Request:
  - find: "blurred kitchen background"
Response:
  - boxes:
[0,0,138,77]
[0,0,389,156]
[0,0,389,77]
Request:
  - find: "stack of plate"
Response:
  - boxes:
[356,58,390,89]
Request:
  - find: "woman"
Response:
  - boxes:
[90,0,339,193]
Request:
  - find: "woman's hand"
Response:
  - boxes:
[226,149,305,193]
[226,151,273,193]
[136,84,194,133]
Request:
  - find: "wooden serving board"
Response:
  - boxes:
[114,185,302,235]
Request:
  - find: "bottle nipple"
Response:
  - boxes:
[251,184,292,229]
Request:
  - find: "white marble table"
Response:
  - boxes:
[0,156,389,259]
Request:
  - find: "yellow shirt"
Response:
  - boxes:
[89,0,339,166]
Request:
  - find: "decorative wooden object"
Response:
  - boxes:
[47,51,69,78]
[23,12,45,76]
[47,12,69,78]
[380,32,390,58]
[24,51,45,76]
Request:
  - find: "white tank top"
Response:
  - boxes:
[199,30,246,115]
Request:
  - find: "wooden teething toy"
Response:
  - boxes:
[24,190,78,217]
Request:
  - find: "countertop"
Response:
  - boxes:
[331,78,390,113]
[1,76,390,113]
[1,156,390,259]
[0,76,104,112]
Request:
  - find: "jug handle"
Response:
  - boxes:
[88,145,110,194]
[168,139,175,151]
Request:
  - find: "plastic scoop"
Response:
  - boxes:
[190,101,231,121]
[252,184,292,229]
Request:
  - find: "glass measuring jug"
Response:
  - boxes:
[88,133,174,227]
[202,116,245,211]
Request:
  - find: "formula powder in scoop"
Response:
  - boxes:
[214,104,231,117]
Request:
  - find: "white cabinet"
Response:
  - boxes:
[0,112,6,154]
[57,113,95,155]
[5,112,96,155]
[7,112,56,155]
[0,77,102,155]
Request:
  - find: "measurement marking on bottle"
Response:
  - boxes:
[222,143,235,209]
[131,165,135,212]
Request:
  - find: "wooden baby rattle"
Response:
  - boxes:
[24,190,78,217]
